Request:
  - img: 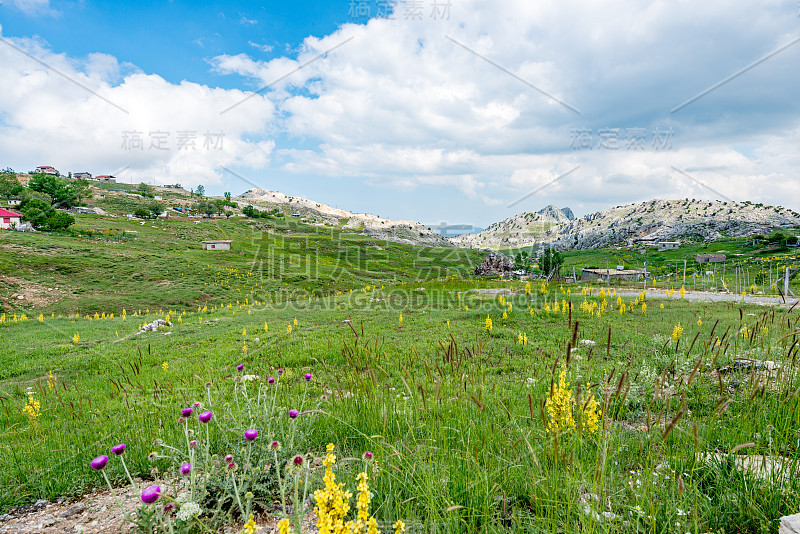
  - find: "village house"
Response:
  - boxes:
[202,240,231,251]
[0,208,24,230]
[73,172,93,180]
[657,241,680,251]
[35,165,58,175]
[97,175,117,183]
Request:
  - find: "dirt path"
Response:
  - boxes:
[466,287,799,308]
[615,288,800,307]
[0,484,301,534]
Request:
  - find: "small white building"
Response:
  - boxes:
[0,208,24,229]
[7,199,21,206]
[657,241,681,251]
[202,240,231,251]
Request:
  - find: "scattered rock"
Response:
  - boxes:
[780,513,800,533]
[474,253,514,276]
[59,503,86,519]
[137,319,173,334]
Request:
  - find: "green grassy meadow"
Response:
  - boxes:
[2,218,800,533]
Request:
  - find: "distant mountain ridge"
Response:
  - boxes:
[450,199,800,250]
[238,188,452,247]
[449,204,575,248]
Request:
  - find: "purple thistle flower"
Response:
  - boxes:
[244,429,258,441]
[288,409,299,419]
[293,455,304,466]
[227,462,236,471]
[277,368,284,375]
[90,455,109,470]
[181,408,193,417]
[141,485,161,504]
[110,444,126,456]
[269,440,281,451]
[225,454,233,463]
[189,440,198,449]
[198,411,213,424]
[304,373,312,381]
[164,503,174,512]
[205,382,212,388]
[180,463,192,476]
[268,376,276,384]
[178,417,185,424]
[236,364,244,372]
[192,401,201,408]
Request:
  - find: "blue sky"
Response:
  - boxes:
[1,0,799,228]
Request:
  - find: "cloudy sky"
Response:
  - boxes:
[1,0,799,227]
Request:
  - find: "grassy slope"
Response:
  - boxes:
[0,214,482,315]
[2,217,800,532]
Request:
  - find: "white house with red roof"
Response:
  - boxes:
[35,165,58,175]
[0,208,23,229]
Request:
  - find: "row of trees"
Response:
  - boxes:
[242,205,284,219]
[512,248,563,277]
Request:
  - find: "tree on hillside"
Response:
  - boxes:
[513,250,531,272]
[147,200,165,218]
[196,185,205,197]
[28,173,82,209]
[45,212,75,230]
[68,179,91,203]
[19,198,55,229]
[540,248,563,277]
[242,205,259,218]
[0,171,23,200]
[196,200,218,218]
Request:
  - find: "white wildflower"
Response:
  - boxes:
[176,501,202,521]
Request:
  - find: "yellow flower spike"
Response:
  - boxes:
[485,315,493,332]
[672,323,683,341]
[162,362,168,371]
[545,364,575,432]
[72,332,80,345]
[22,393,40,424]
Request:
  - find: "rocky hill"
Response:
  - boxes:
[450,205,574,248]
[238,188,452,248]
[451,199,800,250]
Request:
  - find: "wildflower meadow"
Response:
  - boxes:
[2,219,800,532]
